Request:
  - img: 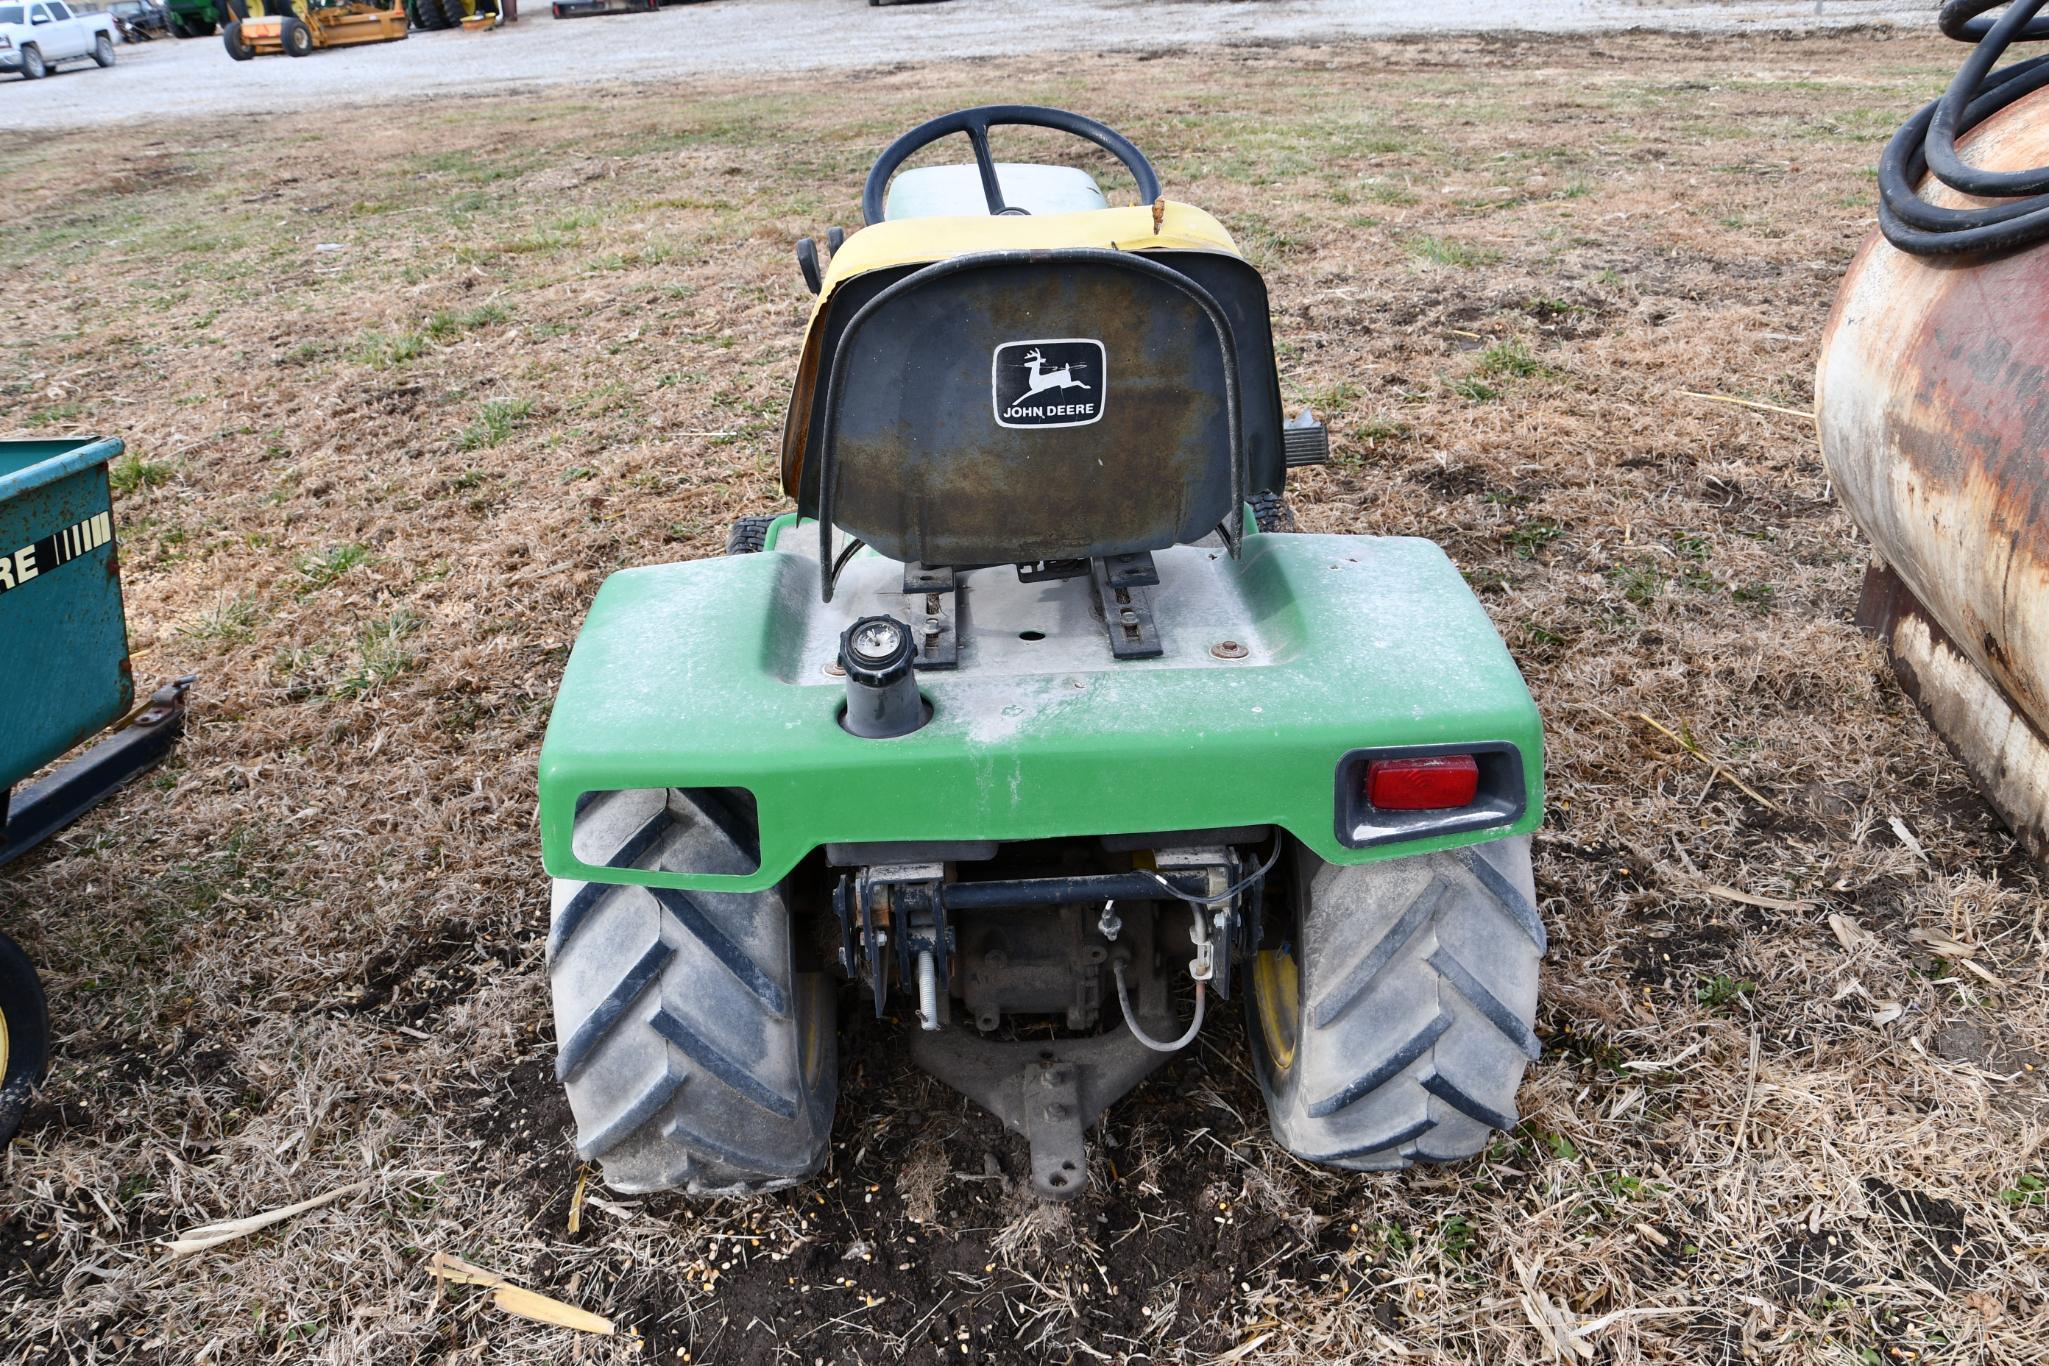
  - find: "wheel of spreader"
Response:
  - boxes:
[0,933,51,1146]
[1249,836,1544,1169]
[278,15,312,54]
[221,20,252,56]
[547,788,836,1194]
[723,515,776,555]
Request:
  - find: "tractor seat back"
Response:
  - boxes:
[783,202,1284,581]
[816,250,1242,574]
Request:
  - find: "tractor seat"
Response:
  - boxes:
[781,202,1289,586]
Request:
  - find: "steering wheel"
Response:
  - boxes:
[861,104,1163,225]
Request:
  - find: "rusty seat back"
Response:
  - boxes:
[812,249,1252,582]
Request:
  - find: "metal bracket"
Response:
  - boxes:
[911,1018,1178,1201]
[902,563,959,670]
[0,677,193,870]
[1091,552,1163,660]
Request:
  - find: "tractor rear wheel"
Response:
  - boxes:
[433,0,468,26]
[412,0,446,28]
[0,933,51,1146]
[723,515,776,555]
[547,788,836,1194]
[191,15,216,32]
[1249,837,1544,1169]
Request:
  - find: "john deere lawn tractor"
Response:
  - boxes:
[538,107,1548,1199]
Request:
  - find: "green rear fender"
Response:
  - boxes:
[539,529,1543,893]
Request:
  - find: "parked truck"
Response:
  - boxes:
[0,0,116,78]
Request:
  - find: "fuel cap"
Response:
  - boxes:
[839,615,916,687]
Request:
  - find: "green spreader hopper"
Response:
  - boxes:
[0,438,192,1144]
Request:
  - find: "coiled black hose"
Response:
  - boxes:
[1879,0,2049,255]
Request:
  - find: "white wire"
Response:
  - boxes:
[1114,963,1205,1053]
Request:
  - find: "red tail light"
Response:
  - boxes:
[1366,755,1479,810]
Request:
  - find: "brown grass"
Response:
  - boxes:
[2,27,2045,1365]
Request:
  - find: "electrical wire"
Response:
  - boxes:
[1115,963,1205,1053]
[825,536,867,596]
[1879,0,2049,255]
[1141,840,1283,907]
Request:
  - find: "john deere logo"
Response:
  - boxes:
[992,339,1105,429]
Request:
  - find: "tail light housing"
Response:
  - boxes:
[1335,743,1527,849]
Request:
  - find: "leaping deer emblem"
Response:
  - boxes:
[1020,348,1090,397]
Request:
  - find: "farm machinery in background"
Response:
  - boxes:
[222,0,406,57]
[1818,0,2049,863]
[0,439,191,1146]
[168,0,501,41]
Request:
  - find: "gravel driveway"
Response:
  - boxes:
[4,0,1921,130]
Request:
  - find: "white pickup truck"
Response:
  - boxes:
[1,0,117,80]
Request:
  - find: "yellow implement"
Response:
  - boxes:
[224,0,405,57]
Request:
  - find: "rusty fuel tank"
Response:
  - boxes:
[1817,84,2049,860]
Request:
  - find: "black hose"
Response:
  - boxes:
[1879,0,2049,255]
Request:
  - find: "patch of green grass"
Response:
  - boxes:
[2000,1174,2046,1208]
[1362,181,1419,206]
[1506,519,1564,559]
[355,330,427,368]
[458,398,535,452]
[180,594,260,646]
[1476,339,1544,379]
[295,543,369,589]
[1732,582,1777,611]
[26,401,86,428]
[110,453,174,495]
[1407,235,1502,269]
[1696,974,1755,1009]
[334,609,420,699]
[1452,376,1499,402]
[424,302,510,342]
[1610,564,1665,606]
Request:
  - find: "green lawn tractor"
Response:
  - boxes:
[163,0,226,36]
[538,107,1547,1200]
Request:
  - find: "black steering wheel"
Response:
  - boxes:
[861,104,1162,226]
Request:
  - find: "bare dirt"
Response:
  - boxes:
[1,25,2046,1366]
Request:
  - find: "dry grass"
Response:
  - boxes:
[2,28,2045,1365]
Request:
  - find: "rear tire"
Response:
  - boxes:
[1250,491,1296,533]
[548,788,836,1194]
[723,515,776,555]
[92,32,115,65]
[433,0,468,26]
[0,933,51,1146]
[221,20,251,56]
[1249,837,1544,1169]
